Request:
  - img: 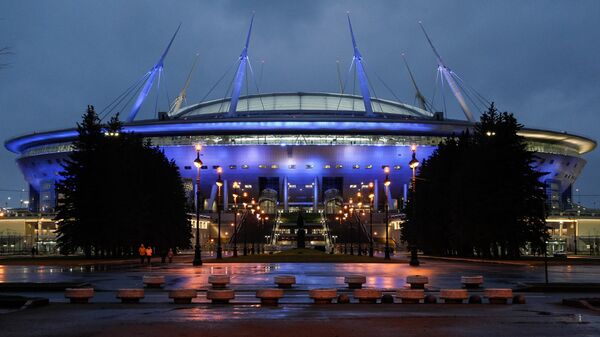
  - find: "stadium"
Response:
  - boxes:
[3,16,597,252]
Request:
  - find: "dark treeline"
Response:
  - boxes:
[55,106,191,258]
[402,104,548,258]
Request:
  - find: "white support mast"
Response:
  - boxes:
[168,53,200,116]
[419,22,475,122]
[127,24,181,122]
[401,53,429,111]
[228,14,254,117]
[347,14,374,116]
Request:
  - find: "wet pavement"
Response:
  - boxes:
[1,258,600,336]
[1,258,600,291]
[2,297,600,337]
[0,257,599,303]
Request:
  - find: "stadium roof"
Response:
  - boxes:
[174,92,434,120]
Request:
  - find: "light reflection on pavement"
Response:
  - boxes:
[2,260,600,292]
[2,260,600,337]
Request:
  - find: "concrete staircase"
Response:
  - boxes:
[271,212,330,250]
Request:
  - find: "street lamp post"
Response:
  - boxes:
[242,192,249,256]
[368,182,375,257]
[335,215,341,254]
[250,198,260,255]
[338,210,346,254]
[348,200,354,255]
[544,240,549,285]
[408,145,420,266]
[259,211,264,254]
[254,210,268,254]
[356,192,363,256]
[35,218,41,255]
[215,167,224,259]
[252,205,260,254]
[192,144,203,266]
[343,206,349,254]
[344,213,349,254]
[262,214,269,254]
[232,181,240,257]
[384,167,391,260]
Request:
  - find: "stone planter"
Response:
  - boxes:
[207,289,235,304]
[308,288,338,304]
[274,275,296,289]
[143,275,165,288]
[406,275,429,289]
[64,288,94,304]
[396,289,424,304]
[256,288,284,306]
[208,274,230,289]
[116,288,144,303]
[440,289,468,304]
[344,275,367,289]
[353,289,382,304]
[484,288,513,304]
[461,276,484,289]
[169,289,198,304]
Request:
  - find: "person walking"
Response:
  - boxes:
[138,244,146,264]
[167,248,174,263]
[145,246,153,264]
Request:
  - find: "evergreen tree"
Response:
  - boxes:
[55,106,191,257]
[55,105,103,257]
[402,103,548,258]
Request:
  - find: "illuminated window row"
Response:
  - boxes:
[188,164,406,170]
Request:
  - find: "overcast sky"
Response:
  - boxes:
[1,0,599,207]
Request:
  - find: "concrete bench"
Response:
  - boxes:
[396,289,425,304]
[143,275,165,288]
[274,275,296,288]
[256,288,284,306]
[344,275,367,289]
[207,289,235,304]
[208,274,230,289]
[484,288,513,304]
[440,289,469,303]
[309,288,338,304]
[168,289,197,304]
[406,275,429,289]
[353,289,382,304]
[461,275,484,289]
[65,288,94,304]
[116,289,144,303]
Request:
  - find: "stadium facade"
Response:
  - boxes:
[3,16,597,241]
[5,90,595,215]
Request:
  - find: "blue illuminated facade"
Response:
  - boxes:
[4,92,596,214]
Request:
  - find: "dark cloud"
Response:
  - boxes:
[1,0,599,206]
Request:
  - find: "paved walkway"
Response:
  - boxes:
[2,259,600,336]
[2,258,600,290]
[2,297,599,337]
[1,258,600,303]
